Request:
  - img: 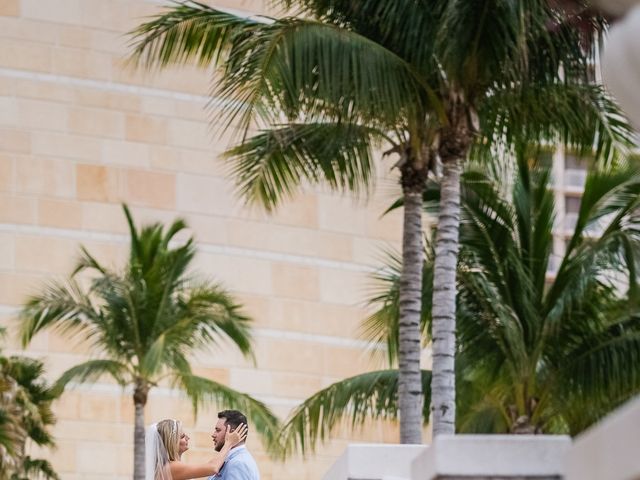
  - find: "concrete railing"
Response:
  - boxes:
[323,396,640,480]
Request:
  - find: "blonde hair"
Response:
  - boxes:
[156,419,182,461]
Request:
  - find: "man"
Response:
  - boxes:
[209,410,260,480]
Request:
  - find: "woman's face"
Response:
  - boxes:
[178,429,190,455]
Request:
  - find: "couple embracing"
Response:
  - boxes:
[146,409,260,480]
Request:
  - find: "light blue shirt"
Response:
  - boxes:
[209,445,260,480]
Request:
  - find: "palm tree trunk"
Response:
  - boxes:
[133,383,149,480]
[398,164,427,443]
[430,156,462,437]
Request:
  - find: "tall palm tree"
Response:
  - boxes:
[18,205,280,480]
[129,0,630,439]
[274,153,640,456]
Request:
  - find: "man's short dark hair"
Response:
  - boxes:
[218,410,248,431]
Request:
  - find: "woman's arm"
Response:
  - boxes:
[169,424,248,480]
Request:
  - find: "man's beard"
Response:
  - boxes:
[214,439,225,452]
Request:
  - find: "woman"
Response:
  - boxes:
[145,418,248,480]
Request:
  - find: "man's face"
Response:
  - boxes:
[212,418,227,452]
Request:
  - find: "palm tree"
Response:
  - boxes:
[0,328,59,480]
[129,0,630,439]
[18,205,280,480]
[4,356,59,480]
[274,153,640,455]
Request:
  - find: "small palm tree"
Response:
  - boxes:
[275,154,640,455]
[19,205,280,480]
[129,0,631,440]
[0,328,59,480]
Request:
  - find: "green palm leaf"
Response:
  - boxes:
[225,122,386,209]
[278,369,432,458]
[173,373,280,449]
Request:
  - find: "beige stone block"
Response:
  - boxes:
[102,139,150,168]
[15,78,74,103]
[178,100,214,122]
[0,232,14,269]
[365,204,403,242]
[81,201,128,233]
[68,107,125,139]
[272,263,319,301]
[56,23,92,49]
[15,156,75,197]
[0,272,42,306]
[0,0,20,16]
[256,338,324,375]
[0,128,31,153]
[78,0,138,32]
[0,38,52,72]
[191,366,230,385]
[76,163,121,202]
[140,96,177,118]
[227,220,350,261]
[323,345,372,377]
[150,146,226,177]
[76,441,119,474]
[31,131,101,161]
[319,267,368,305]
[38,197,83,229]
[268,299,362,338]
[315,231,354,262]
[230,294,271,328]
[20,0,84,25]
[15,234,78,274]
[57,419,131,444]
[16,98,69,132]
[139,394,187,424]
[75,88,141,113]
[0,193,37,224]
[176,173,236,216]
[318,194,368,235]
[182,212,228,245]
[271,371,324,399]
[0,76,15,95]
[125,113,167,144]
[112,57,208,95]
[196,252,273,297]
[269,193,319,229]
[0,154,13,191]
[229,368,273,396]
[52,46,112,80]
[77,392,119,423]
[351,237,391,266]
[124,168,175,209]
[0,96,18,126]
[167,118,212,149]
[116,443,134,475]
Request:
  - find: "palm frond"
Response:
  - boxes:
[215,17,439,135]
[278,369,431,458]
[361,249,432,366]
[128,0,265,69]
[172,373,280,451]
[225,122,386,210]
[54,360,129,394]
[476,83,632,164]
[19,280,99,348]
